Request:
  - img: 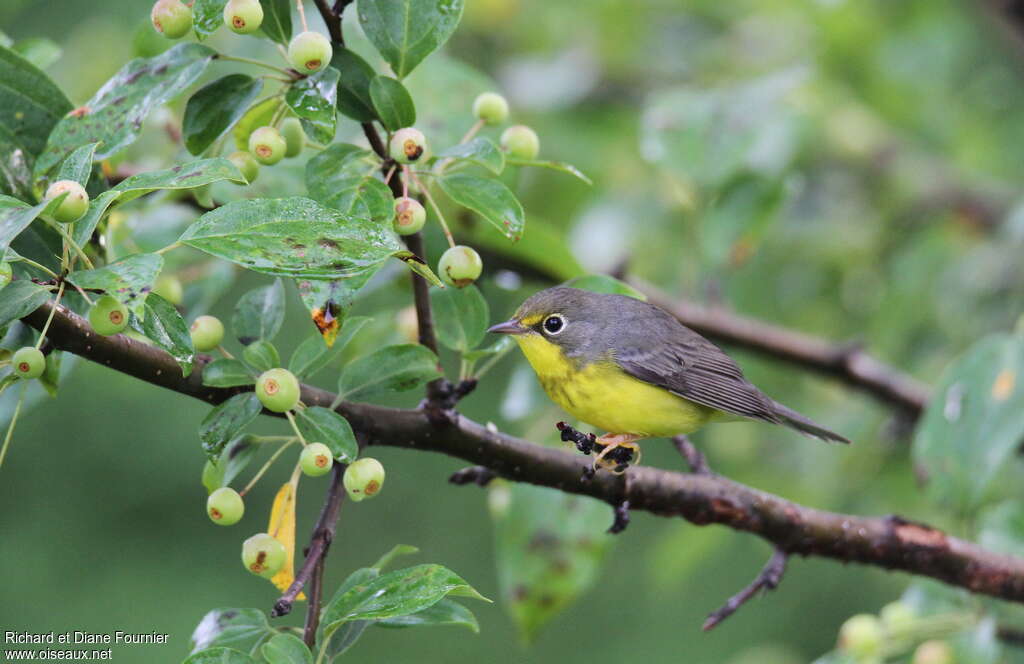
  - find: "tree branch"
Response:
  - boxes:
[702,548,788,631]
[630,277,931,417]
[22,301,1024,613]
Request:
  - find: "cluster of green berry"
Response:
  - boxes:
[388,92,540,289]
[837,602,956,664]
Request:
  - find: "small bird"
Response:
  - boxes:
[488,287,849,472]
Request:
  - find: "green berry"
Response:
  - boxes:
[838,614,883,658]
[45,180,89,224]
[472,92,509,125]
[223,0,263,34]
[438,245,483,288]
[12,347,45,380]
[389,127,427,164]
[879,601,916,636]
[241,533,286,578]
[300,442,334,477]
[88,295,129,336]
[248,126,287,165]
[227,151,259,184]
[912,640,953,664]
[255,368,300,413]
[287,31,332,74]
[0,261,11,289]
[153,274,183,306]
[207,487,244,526]
[500,125,539,160]
[151,0,193,39]
[190,315,224,352]
[393,197,426,235]
[343,457,385,502]
[281,117,306,158]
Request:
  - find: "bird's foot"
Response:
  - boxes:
[592,434,643,475]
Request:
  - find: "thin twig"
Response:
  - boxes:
[703,548,788,631]
[673,435,710,475]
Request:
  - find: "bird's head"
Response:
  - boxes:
[487,287,608,361]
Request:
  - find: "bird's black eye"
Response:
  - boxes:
[543,314,565,335]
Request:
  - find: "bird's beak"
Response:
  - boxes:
[487,319,527,335]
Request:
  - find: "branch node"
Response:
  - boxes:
[702,548,789,631]
[673,435,710,474]
[608,500,630,534]
[271,599,292,618]
[449,465,496,486]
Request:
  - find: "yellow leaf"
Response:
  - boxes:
[267,482,305,600]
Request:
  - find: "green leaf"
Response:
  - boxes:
[35,44,217,176]
[203,358,255,387]
[261,634,312,664]
[322,564,488,637]
[66,253,163,321]
[377,598,479,632]
[193,0,229,40]
[493,484,614,642]
[395,251,444,287]
[319,568,378,661]
[199,393,263,458]
[0,279,50,328]
[358,0,465,79]
[288,315,369,376]
[462,335,513,363]
[430,284,487,352]
[304,143,378,203]
[464,215,583,282]
[140,292,195,375]
[184,74,264,155]
[332,48,377,123]
[337,344,441,401]
[183,648,258,664]
[233,96,283,150]
[203,435,260,492]
[190,608,275,653]
[564,274,646,300]
[11,38,61,71]
[242,339,280,372]
[438,173,524,241]
[912,332,1024,512]
[73,157,245,247]
[285,67,339,144]
[370,544,419,571]
[506,158,592,185]
[437,137,503,175]
[0,196,55,254]
[325,177,394,226]
[179,197,403,280]
[295,406,358,463]
[231,278,285,345]
[258,0,292,46]
[57,142,100,186]
[368,76,415,131]
[296,274,372,347]
[0,44,72,160]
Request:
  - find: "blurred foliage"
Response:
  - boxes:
[3,0,1024,662]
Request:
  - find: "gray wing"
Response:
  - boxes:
[614,315,783,425]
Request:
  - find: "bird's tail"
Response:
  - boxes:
[770,400,850,444]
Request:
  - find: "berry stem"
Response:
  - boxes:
[286,410,309,447]
[154,242,181,255]
[15,257,59,280]
[48,221,94,270]
[239,438,298,496]
[305,141,326,151]
[408,169,456,248]
[218,54,292,76]
[35,282,65,351]
[459,118,485,145]
[296,0,309,31]
[401,164,409,199]
[383,164,396,186]
[0,383,26,469]
[217,345,235,359]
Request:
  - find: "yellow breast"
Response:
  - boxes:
[512,334,714,438]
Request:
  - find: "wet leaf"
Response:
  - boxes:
[56,142,100,187]
[438,173,524,241]
[261,634,312,664]
[285,67,339,144]
[437,137,504,175]
[233,96,283,150]
[232,279,285,345]
[0,279,50,328]
[190,607,274,654]
[295,406,358,463]
[377,599,479,632]
[242,339,280,372]
[431,284,487,352]
[184,74,264,155]
[359,0,464,79]
[258,0,292,46]
[288,316,369,379]
[179,197,403,279]
[199,392,262,459]
[296,274,372,346]
[369,75,415,131]
[0,44,71,161]
[202,358,255,387]
[35,43,217,176]
[337,344,441,401]
[138,292,195,375]
[66,253,163,321]
[192,0,229,40]
[0,195,56,254]
[304,143,378,203]
[332,48,377,122]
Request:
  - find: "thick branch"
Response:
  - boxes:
[631,277,930,417]
[22,302,1024,607]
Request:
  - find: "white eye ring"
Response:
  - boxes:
[543,314,566,335]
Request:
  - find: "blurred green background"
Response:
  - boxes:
[4,0,1024,662]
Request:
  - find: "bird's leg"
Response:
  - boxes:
[593,433,643,474]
